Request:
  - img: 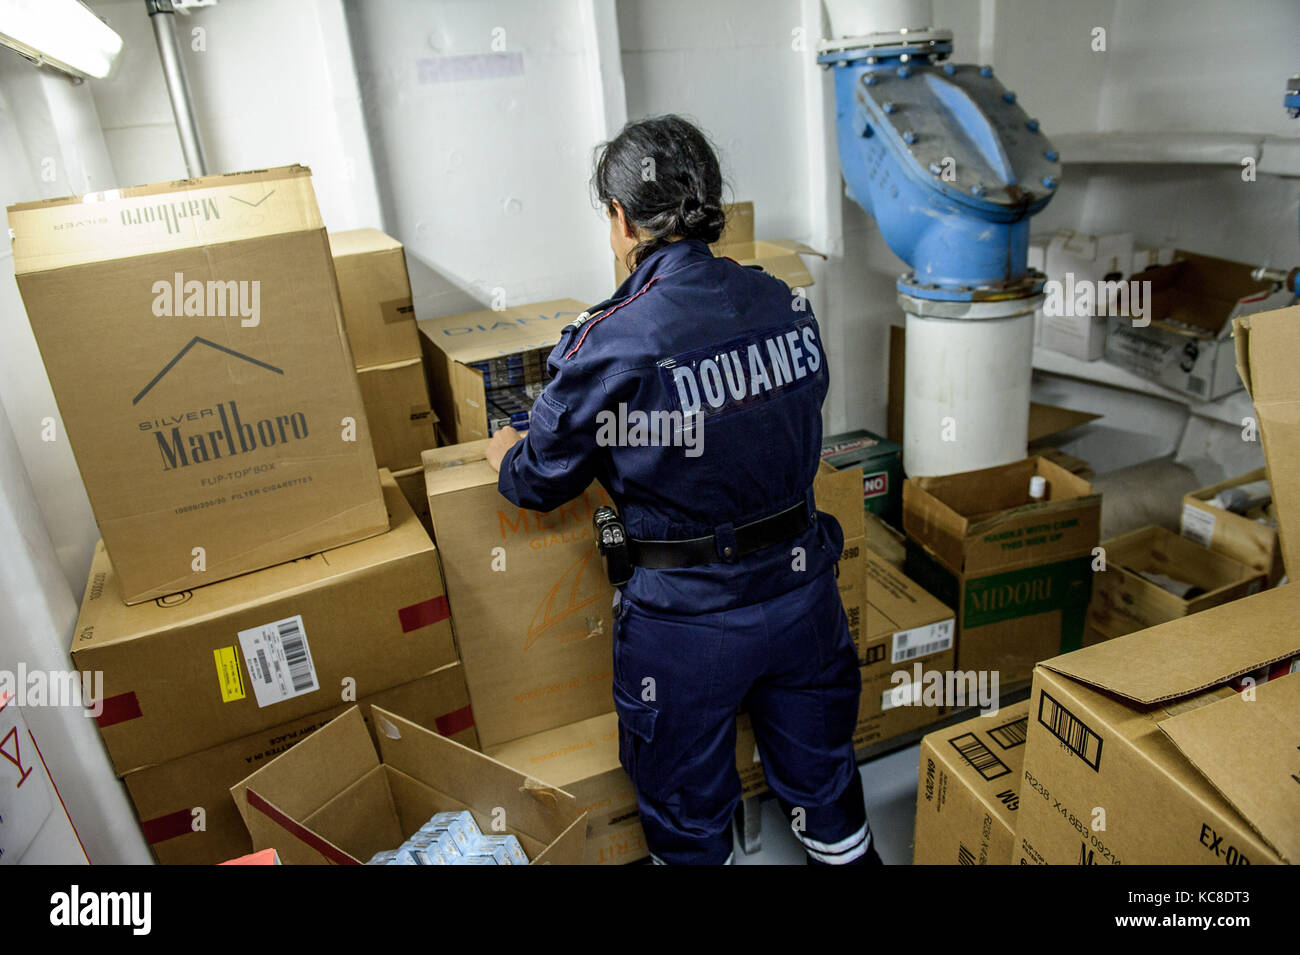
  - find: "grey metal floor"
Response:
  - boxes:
[732,742,921,865]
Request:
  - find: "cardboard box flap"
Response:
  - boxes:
[372,708,580,846]
[327,228,403,258]
[1042,585,1300,704]
[1027,402,1101,443]
[417,299,587,364]
[1234,306,1300,580]
[1158,674,1300,864]
[421,441,496,496]
[9,165,323,274]
[231,708,378,833]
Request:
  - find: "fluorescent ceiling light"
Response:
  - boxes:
[0,0,124,80]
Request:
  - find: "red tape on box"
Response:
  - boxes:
[140,808,194,845]
[245,788,359,865]
[95,692,142,727]
[434,704,475,737]
[397,595,449,633]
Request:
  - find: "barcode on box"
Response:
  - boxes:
[236,614,319,708]
[948,732,1011,781]
[890,618,954,664]
[988,715,1028,750]
[1037,691,1103,771]
[958,843,975,866]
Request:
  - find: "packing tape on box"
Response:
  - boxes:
[521,777,561,809]
[244,788,360,865]
[139,808,194,845]
[397,596,450,633]
[95,691,143,728]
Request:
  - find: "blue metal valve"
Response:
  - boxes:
[819,33,1060,301]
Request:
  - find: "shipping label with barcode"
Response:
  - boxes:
[1180,502,1216,548]
[890,618,955,664]
[1037,690,1103,771]
[236,615,319,707]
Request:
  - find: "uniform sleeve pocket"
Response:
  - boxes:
[531,390,566,432]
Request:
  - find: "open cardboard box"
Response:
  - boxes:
[1088,525,1265,639]
[418,299,586,444]
[612,201,823,287]
[903,456,1100,685]
[1015,585,1300,865]
[1105,250,1290,401]
[1180,467,1283,587]
[232,707,587,865]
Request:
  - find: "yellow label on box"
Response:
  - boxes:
[213,645,246,703]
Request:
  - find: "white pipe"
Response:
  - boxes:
[822,0,934,37]
[903,311,1035,477]
[147,1,207,177]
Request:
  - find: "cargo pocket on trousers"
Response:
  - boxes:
[613,680,658,792]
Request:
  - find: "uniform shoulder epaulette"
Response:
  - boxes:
[563,276,664,359]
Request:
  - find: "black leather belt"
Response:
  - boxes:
[627,500,813,570]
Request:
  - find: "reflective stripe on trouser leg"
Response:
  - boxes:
[782,770,872,865]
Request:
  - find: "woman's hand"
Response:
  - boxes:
[485,426,523,473]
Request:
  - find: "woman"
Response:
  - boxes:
[486,115,877,866]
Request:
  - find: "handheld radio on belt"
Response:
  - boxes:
[593,505,634,587]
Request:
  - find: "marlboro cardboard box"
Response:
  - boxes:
[1015,586,1300,866]
[1180,468,1284,588]
[72,472,457,775]
[126,663,477,866]
[231,707,587,865]
[913,700,1029,865]
[328,228,420,368]
[7,166,388,604]
[418,299,586,445]
[356,357,438,471]
[903,456,1101,688]
[1087,525,1264,640]
[423,441,615,748]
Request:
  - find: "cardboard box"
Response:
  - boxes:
[486,711,640,865]
[423,441,615,749]
[8,166,388,604]
[73,472,457,775]
[1088,525,1265,640]
[1180,468,1283,588]
[903,456,1101,687]
[1234,305,1300,582]
[863,547,955,674]
[821,429,903,527]
[815,460,868,652]
[1104,251,1290,400]
[126,662,477,866]
[612,201,823,287]
[913,700,1030,865]
[231,706,588,865]
[356,357,438,471]
[392,464,433,538]
[1014,587,1300,865]
[418,299,585,445]
[328,228,420,368]
[1038,230,1134,362]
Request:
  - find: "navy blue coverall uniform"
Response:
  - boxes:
[497,238,870,865]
